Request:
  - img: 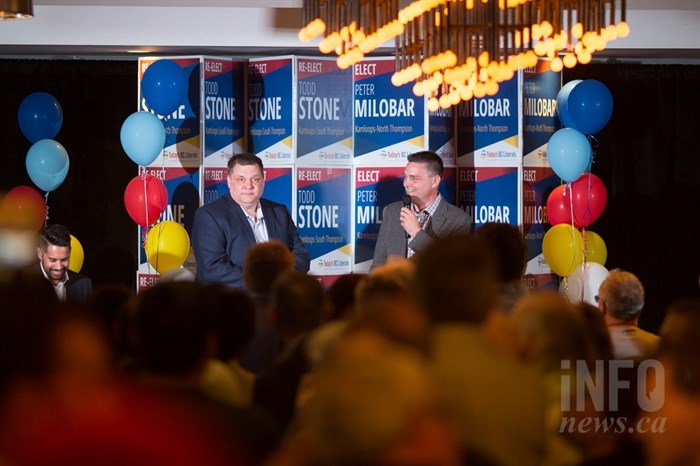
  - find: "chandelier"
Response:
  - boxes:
[299,0,629,109]
[0,0,33,19]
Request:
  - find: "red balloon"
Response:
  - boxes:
[546,184,573,226]
[0,185,46,231]
[570,172,607,227]
[123,174,168,227]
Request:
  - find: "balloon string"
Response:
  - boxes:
[566,182,579,278]
[142,225,154,275]
[44,191,50,226]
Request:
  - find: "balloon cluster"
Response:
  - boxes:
[542,79,614,304]
[7,92,86,271]
[19,92,70,195]
[120,59,190,275]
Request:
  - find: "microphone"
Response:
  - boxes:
[403,195,411,238]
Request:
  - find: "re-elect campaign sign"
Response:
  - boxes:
[296,167,352,275]
[137,166,201,287]
[456,74,521,167]
[262,167,294,217]
[457,166,519,229]
[138,57,202,168]
[296,57,353,165]
[203,58,246,168]
[248,57,294,165]
[523,60,561,166]
[353,58,425,166]
[353,166,457,272]
[202,166,293,216]
[522,166,559,288]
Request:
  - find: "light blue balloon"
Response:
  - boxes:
[547,128,592,182]
[25,139,70,192]
[556,79,582,129]
[119,111,166,166]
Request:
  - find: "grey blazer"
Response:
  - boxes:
[371,198,472,270]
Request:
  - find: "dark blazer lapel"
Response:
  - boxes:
[225,196,256,244]
[261,201,279,240]
[429,198,449,234]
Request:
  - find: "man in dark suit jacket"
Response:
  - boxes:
[37,223,93,303]
[192,153,310,288]
[371,151,472,270]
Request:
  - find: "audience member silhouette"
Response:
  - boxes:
[598,269,659,360]
[413,233,547,466]
[239,240,295,374]
[638,297,700,466]
[476,222,529,314]
[254,271,324,432]
[201,284,257,407]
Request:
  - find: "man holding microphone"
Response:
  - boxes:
[371,151,472,269]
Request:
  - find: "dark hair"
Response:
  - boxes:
[243,240,295,295]
[269,271,324,334]
[205,284,256,360]
[658,297,700,394]
[407,151,443,177]
[414,233,496,324]
[39,223,71,250]
[134,281,213,375]
[323,273,366,321]
[227,153,264,175]
[476,222,527,283]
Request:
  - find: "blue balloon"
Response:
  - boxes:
[556,79,582,129]
[565,79,613,135]
[120,111,166,166]
[17,92,64,143]
[141,59,187,116]
[547,128,592,182]
[25,139,70,192]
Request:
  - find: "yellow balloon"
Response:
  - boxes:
[146,221,190,274]
[584,230,607,266]
[69,234,84,273]
[542,224,583,277]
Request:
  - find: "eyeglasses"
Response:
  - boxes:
[594,295,599,303]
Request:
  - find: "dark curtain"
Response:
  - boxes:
[0,60,138,289]
[1,60,698,330]
[564,64,700,331]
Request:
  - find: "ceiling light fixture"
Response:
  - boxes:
[300,0,629,109]
[0,0,33,19]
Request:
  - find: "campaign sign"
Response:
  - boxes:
[296,57,353,166]
[353,58,426,166]
[296,167,352,275]
[202,167,228,205]
[262,167,294,218]
[428,106,456,166]
[202,166,293,214]
[523,60,561,166]
[203,58,246,168]
[457,166,519,230]
[137,166,201,287]
[138,57,202,168]
[522,166,560,288]
[354,166,404,272]
[248,57,295,165]
[353,165,457,272]
[456,73,521,167]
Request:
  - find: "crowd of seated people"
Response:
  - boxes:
[0,226,698,466]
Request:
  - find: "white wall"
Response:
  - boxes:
[0,4,698,59]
